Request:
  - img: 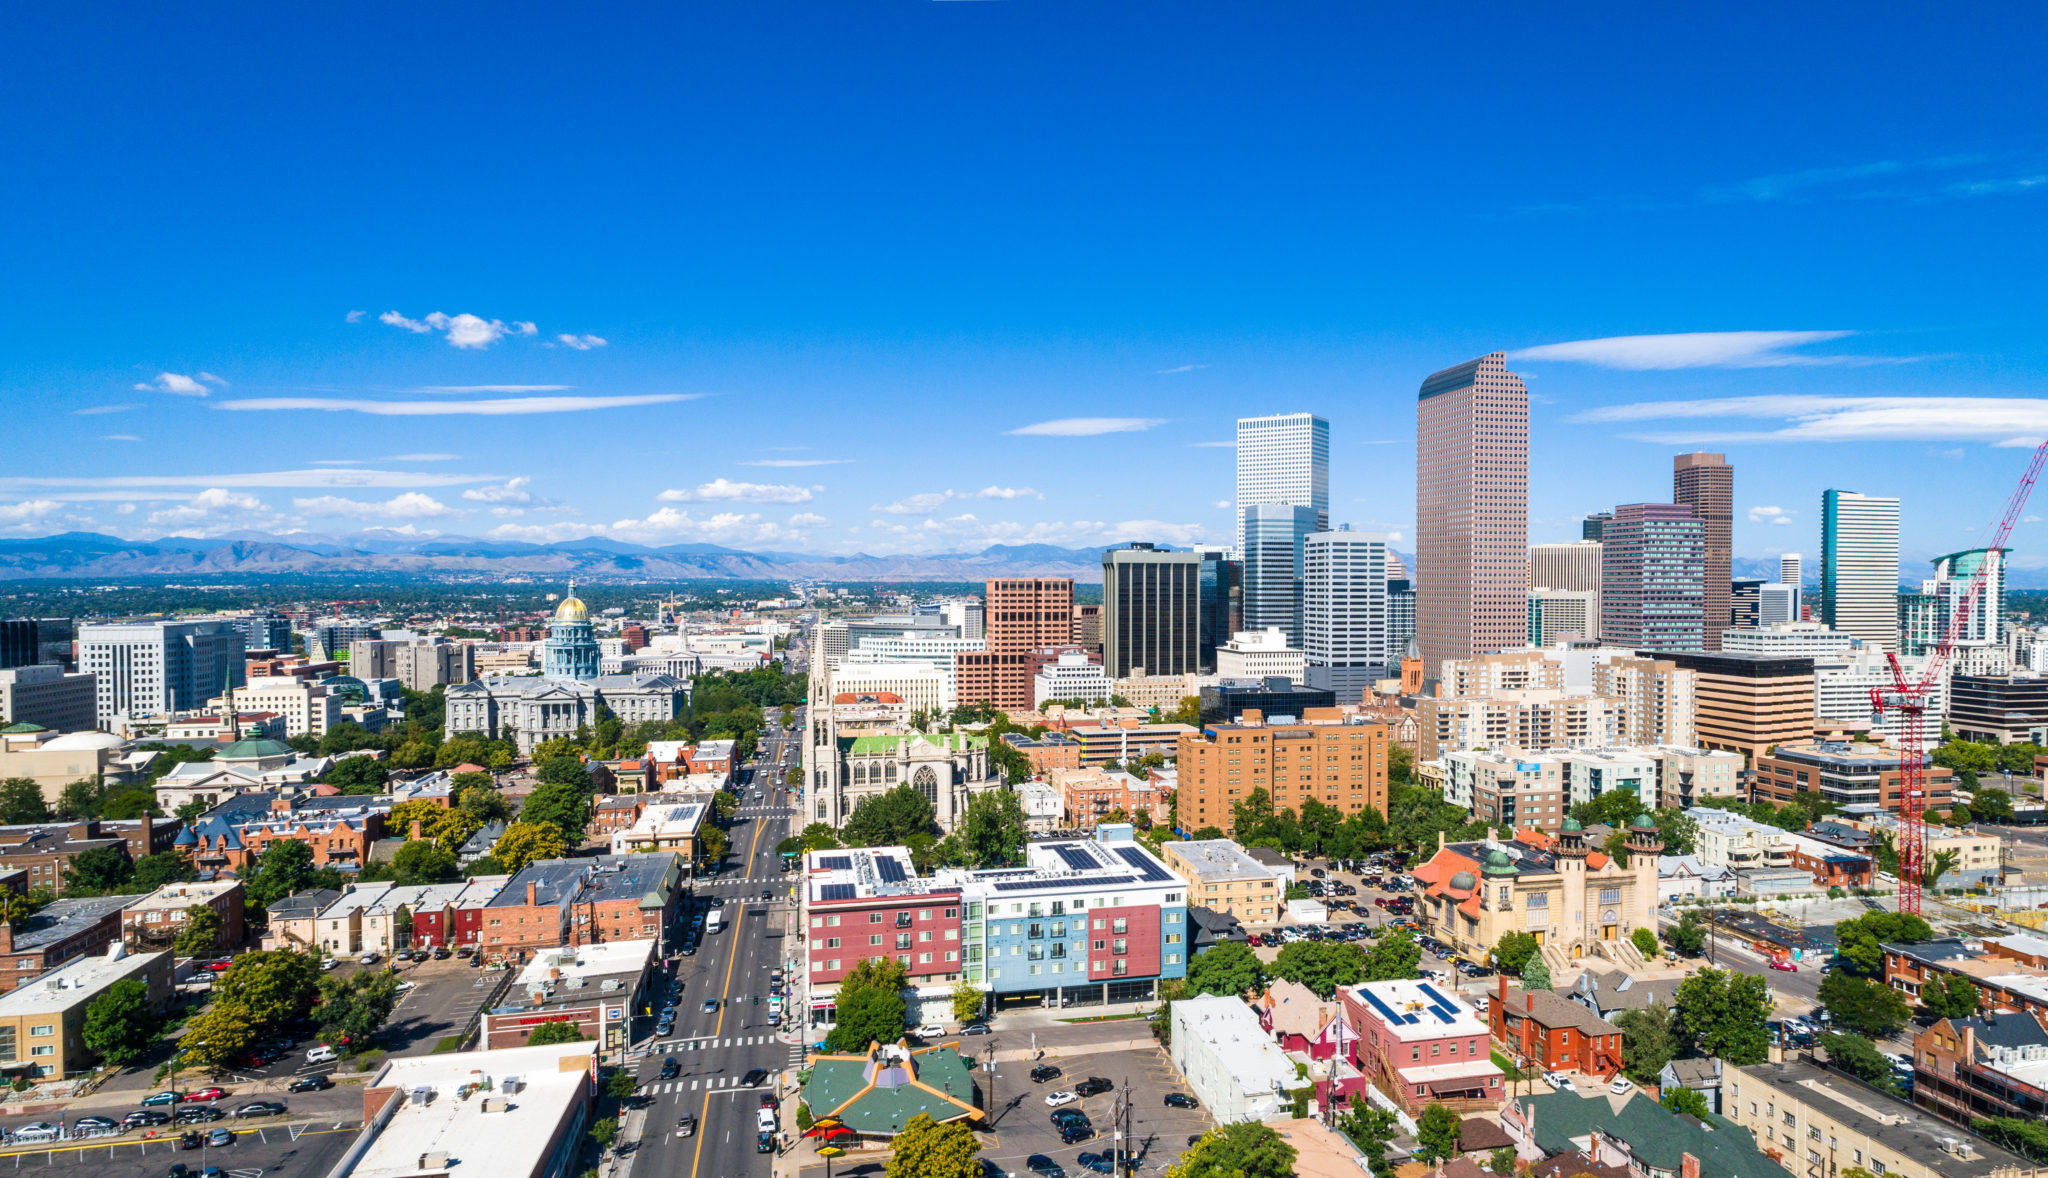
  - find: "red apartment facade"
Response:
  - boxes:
[1342,977,1506,1114]
[1490,974,1624,1078]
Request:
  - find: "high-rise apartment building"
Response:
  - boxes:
[1241,504,1317,647]
[954,578,1074,710]
[1235,413,1329,552]
[1600,503,1706,653]
[1100,544,1201,679]
[1821,490,1901,653]
[1918,548,2005,654]
[1673,452,1733,651]
[1780,553,1803,586]
[1529,540,1603,640]
[1415,352,1529,672]
[1176,714,1392,835]
[236,611,293,655]
[350,638,477,692]
[1195,548,1241,674]
[1302,528,1392,703]
[1582,512,1613,542]
[1527,589,1598,645]
[76,619,247,724]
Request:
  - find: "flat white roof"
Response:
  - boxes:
[1347,978,1490,1042]
[0,948,167,1017]
[513,940,656,988]
[1174,995,1297,1094]
[126,880,240,912]
[349,1041,597,1178]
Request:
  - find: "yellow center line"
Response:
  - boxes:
[689,772,774,1178]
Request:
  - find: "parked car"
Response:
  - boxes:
[288,1077,331,1094]
[914,1024,945,1038]
[961,1023,991,1035]
[176,1132,206,1151]
[124,1111,173,1128]
[1609,1077,1635,1095]
[185,1088,228,1103]
[233,1102,287,1119]
[1074,1077,1114,1097]
[173,1106,224,1124]
[1027,1155,1067,1178]
[1163,1093,1199,1109]
[306,1045,338,1064]
[1077,1153,1115,1174]
[1045,1090,1079,1108]
[142,1091,183,1107]
[1030,1065,1063,1083]
[756,1131,776,1154]
[205,1129,235,1148]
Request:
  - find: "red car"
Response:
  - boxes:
[1768,959,1798,973]
[206,960,233,972]
[184,1088,228,1103]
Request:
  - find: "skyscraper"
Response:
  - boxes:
[1100,544,1201,678]
[1901,547,2006,656]
[1821,490,1901,652]
[1236,413,1329,552]
[76,618,247,724]
[1195,547,1242,674]
[1600,503,1706,652]
[1673,452,1734,651]
[1303,527,1393,703]
[1529,540,1603,639]
[953,578,1075,709]
[1241,504,1318,648]
[1416,352,1529,670]
[1582,511,1613,542]
[1780,553,1803,586]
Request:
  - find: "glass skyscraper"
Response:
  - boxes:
[1241,504,1318,650]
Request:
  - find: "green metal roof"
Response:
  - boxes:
[846,732,988,756]
[801,1045,979,1137]
[219,738,293,759]
[1513,1092,1778,1178]
[0,723,47,735]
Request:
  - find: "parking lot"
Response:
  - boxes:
[0,1115,359,1178]
[979,1045,1213,1178]
[378,956,510,1057]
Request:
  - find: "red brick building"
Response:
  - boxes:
[1342,977,1505,1114]
[955,578,1074,710]
[1490,974,1624,1078]
[0,895,135,992]
[802,846,966,1026]
[477,853,686,964]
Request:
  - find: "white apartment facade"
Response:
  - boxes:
[827,660,951,714]
[1034,651,1114,708]
[210,675,344,738]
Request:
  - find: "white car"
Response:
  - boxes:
[1608,1077,1634,1095]
[914,1024,945,1038]
[1045,1090,1079,1108]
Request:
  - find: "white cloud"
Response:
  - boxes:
[659,479,818,505]
[292,492,459,519]
[1748,505,1795,526]
[73,404,135,415]
[873,487,1043,515]
[386,453,460,461]
[555,334,607,350]
[414,385,573,394]
[115,503,136,515]
[1510,331,1878,370]
[378,311,539,349]
[1188,441,1235,448]
[1007,417,1166,437]
[134,371,226,396]
[0,468,494,491]
[215,394,695,416]
[143,487,286,535]
[463,478,534,504]
[1156,363,1210,375]
[974,486,1041,500]
[102,434,141,442]
[486,505,826,547]
[789,513,830,528]
[309,460,363,466]
[0,500,65,532]
[738,459,851,468]
[345,310,366,323]
[1571,394,2048,445]
[867,514,1216,550]
[1213,499,1232,510]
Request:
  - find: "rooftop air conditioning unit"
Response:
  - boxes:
[419,1153,451,1170]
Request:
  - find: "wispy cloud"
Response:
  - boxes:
[554,334,607,350]
[462,478,536,505]
[866,514,1216,550]
[386,453,459,462]
[73,404,135,416]
[1704,154,1986,202]
[1188,441,1235,449]
[293,492,459,519]
[487,507,825,547]
[413,385,573,394]
[1748,505,1795,526]
[378,311,538,349]
[345,310,366,324]
[871,487,1045,515]
[1359,439,1402,446]
[738,458,851,468]
[134,371,226,396]
[0,469,493,491]
[1509,331,1890,370]
[659,479,819,505]
[309,460,363,466]
[144,488,284,535]
[102,434,141,442]
[1572,394,2048,445]
[1008,417,1166,437]
[214,394,695,416]
[1156,363,1210,375]
[0,500,69,533]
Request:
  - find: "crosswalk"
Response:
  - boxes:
[652,1034,784,1051]
[642,1076,764,1093]
[701,875,794,887]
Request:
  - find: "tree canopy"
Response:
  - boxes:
[1414,1104,1462,1164]
[317,968,400,1050]
[1674,968,1772,1064]
[527,1019,586,1045]
[82,979,158,1066]
[1615,1006,1678,1085]
[1833,911,1933,976]
[521,781,593,838]
[842,785,941,847]
[494,822,568,873]
[1361,927,1421,982]
[1492,931,1539,976]
[1169,1122,1297,1178]
[1920,973,1980,1020]
[1185,941,1265,997]
[884,1113,982,1178]
[174,904,224,956]
[1269,941,1365,998]
[324,755,390,794]
[1818,971,1913,1038]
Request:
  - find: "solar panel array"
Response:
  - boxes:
[992,875,1135,893]
[1360,987,1413,1026]
[818,856,853,870]
[1415,982,1461,1024]
[1113,846,1172,882]
[876,857,908,883]
[1049,844,1098,871]
[818,883,857,901]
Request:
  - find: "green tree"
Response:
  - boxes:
[1833,912,1934,976]
[1614,1006,1678,1085]
[1665,910,1708,957]
[527,1019,586,1045]
[100,785,162,820]
[178,1000,256,1074]
[317,968,400,1050]
[1971,1118,2048,1165]
[884,1113,982,1178]
[842,785,941,847]
[173,904,224,956]
[988,739,1032,786]
[215,950,321,1030]
[521,781,593,838]
[1817,1032,1901,1094]
[1921,973,1980,1020]
[1185,941,1265,997]
[494,822,569,873]
[1168,1122,1297,1178]
[590,1117,618,1151]
[1662,1086,1710,1118]
[1363,927,1422,982]
[950,979,983,1024]
[241,839,346,910]
[1674,968,1772,1064]
[132,851,198,891]
[1165,696,1202,727]
[1488,1147,1517,1176]
[841,956,910,996]
[325,756,390,794]
[1492,931,1539,976]
[81,978,158,1066]
[604,1069,638,1100]
[1336,1096,1399,1178]
[393,840,461,885]
[65,845,135,895]
[699,825,728,867]
[0,778,51,824]
[1569,789,1645,830]
[535,755,594,791]
[1414,1103,1461,1164]
[1818,971,1912,1038]
[826,985,907,1052]
[57,779,103,820]
[1631,927,1660,959]
[458,783,514,823]
[954,789,1028,869]
[1270,941,1365,998]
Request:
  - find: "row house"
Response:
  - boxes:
[478,853,686,964]
[178,807,386,873]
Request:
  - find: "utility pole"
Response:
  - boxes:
[984,1040,1000,1128]
[1114,1075,1133,1178]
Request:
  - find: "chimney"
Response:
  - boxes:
[410,820,423,841]
[527,880,538,906]
[0,921,12,954]
[1681,1153,1702,1178]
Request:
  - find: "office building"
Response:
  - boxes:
[941,599,985,641]
[1781,552,1803,586]
[1214,628,1307,682]
[236,611,293,654]
[0,666,97,733]
[1815,652,1944,745]
[1672,453,1733,651]
[1948,674,2048,745]
[1196,679,1335,726]
[0,620,37,669]
[1416,352,1529,670]
[1195,547,1241,673]
[1581,511,1612,542]
[1721,620,1855,665]
[1526,589,1597,645]
[1175,712,1392,835]
[1822,489,1902,652]
[1241,504,1316,646]
[1302,528,1392,703]
[76,618,246,725]
[953,578,1074,711]
[1753,739,1956,813]
[213,675,344,738]
[1760,581,1801,625]
[1070,604,1102,656]
[1656,650,1817,764]
[338,1040,601,1178]
[1387,580,1416,659]
[1100,544,1201,678]
[1600,503,1705,653]
[480,941,657,1053]
[350,638,476,691]
[1235,412,1329,551]
[1034,650,1113,708]
[1529,540,1602,630]
[1731,578,1763,628]
[306,620,380,661]
[1901,547,2007,658]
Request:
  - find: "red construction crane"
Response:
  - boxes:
[1871,438,2048,915]
[327,600,375,618]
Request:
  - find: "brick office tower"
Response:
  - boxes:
[1416,352,1529,672]
[955,578,1074,710]
[1673,452,1734,651]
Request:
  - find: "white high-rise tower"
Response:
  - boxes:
[1236,413,1329,552]
[1821,491,1901,653]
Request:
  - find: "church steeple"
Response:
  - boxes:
[223,672,240,741]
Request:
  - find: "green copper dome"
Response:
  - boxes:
[1448,870,1478,891]
[219,737,292,760]
[1630,814,1660,832]
[1482,849,1518,876]
[1560,817,1582,832]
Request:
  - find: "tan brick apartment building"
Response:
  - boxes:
[1160,840,1284,924]
[1753,739,1955,814]
[1176,709,1391,835]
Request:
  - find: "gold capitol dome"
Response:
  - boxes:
[553,578,590,621]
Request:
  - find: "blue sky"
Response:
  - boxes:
[5,3,2048,570]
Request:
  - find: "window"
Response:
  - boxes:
[29,1045,53,1056]
[1598,888,1621,904]
[1112,918,1127,935]
[870,935,883,946]
[919,953,933,964]
[1113,939,1127,955]
[826,938,840,949]
[870,913,884,924]
[896,935,912,950]
[1164,933,1180,944]
[920,931,932,942]
[827,915,841,927]
[28,1025,52,1037]
[1094,940,1106,951]
[1112,960,1128,976]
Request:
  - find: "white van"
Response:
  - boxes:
[756,1107,777,1133]
[307,1045,339,1064]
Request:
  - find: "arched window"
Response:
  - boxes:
[913,765,938,806]
[852,763,866,784]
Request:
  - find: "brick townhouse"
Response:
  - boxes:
[477,853,685,964]
[1491,973,1624,1078]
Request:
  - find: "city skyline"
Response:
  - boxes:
[4,6,2048,572]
